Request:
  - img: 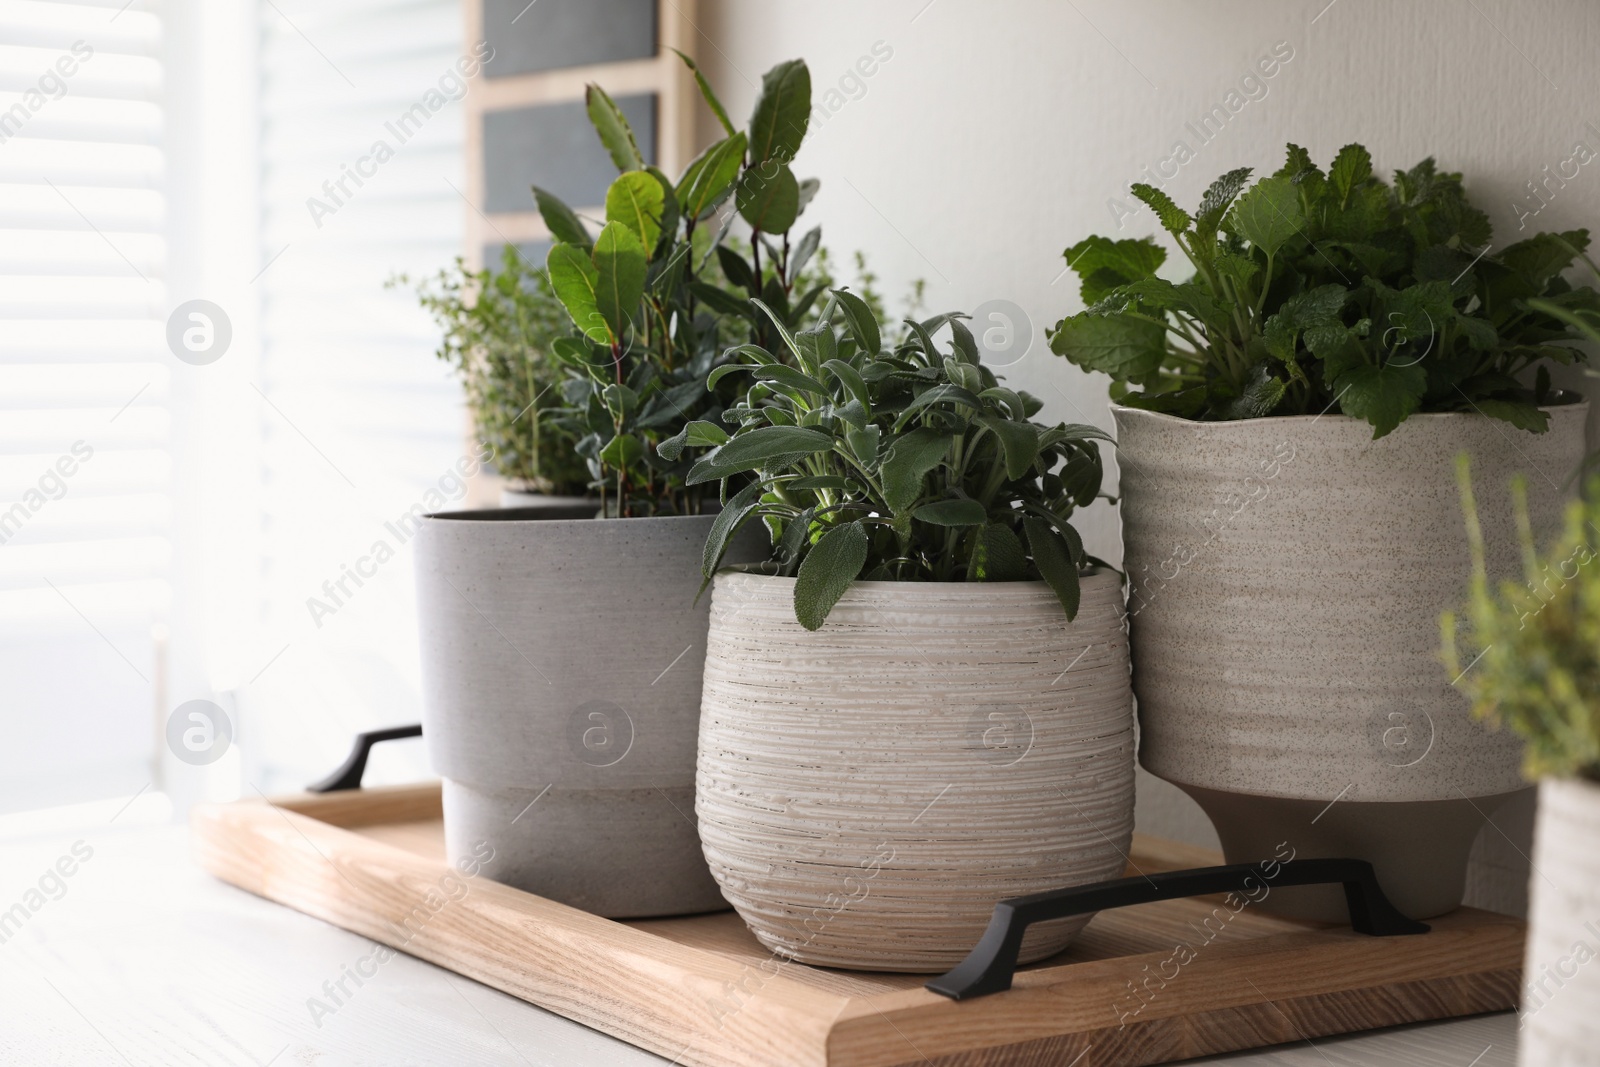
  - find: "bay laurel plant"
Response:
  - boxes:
[1051,143,1598,437]
[393,246,589,496]
[1442,458,1600,781]
[666,294,1112,630]
[537,55,834,517]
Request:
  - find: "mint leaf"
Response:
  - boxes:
[1226,175,1304,256]
[1334,361,1427,438]
[1276,143,1314,180]
[1130,183,1192,234]
[1063,235,1166,304]
[1222,364,1287,419]
[1328,143,1373,204]
[1473,398,1550,433]
[1196,166,1253,229]
[1049,312,1167,379]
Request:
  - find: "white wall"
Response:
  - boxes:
[697,0,1600,914]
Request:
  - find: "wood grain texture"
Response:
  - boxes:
[191,783,1524,1067]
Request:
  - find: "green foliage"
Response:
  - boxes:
[538,57,850,517]
[531,58,838,518]
[1443,458,1600,782]
[673,294,1111,629]
[392,247,588,494]
[1051,143,1598,438]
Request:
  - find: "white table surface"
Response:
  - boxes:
[0,821,1519,1067]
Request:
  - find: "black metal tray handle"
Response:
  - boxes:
[926,857,1430,1000]
[307,724,423,793]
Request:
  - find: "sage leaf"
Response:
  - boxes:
[977,414,1041,479]
[1025,517,1081,620]
[793,520,867,630]
[914,498,987,526]
[879,428,951,513]
[832,289,881,356]
[969,522,1027,582]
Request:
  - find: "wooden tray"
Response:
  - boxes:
[191,783,1522,1067]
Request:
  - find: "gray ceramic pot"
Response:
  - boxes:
[1114,402,1588,920]
[414,506,763,918]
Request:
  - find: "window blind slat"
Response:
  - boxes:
[0,0,167,812]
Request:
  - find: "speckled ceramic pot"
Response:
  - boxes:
[415,507,763,918]
[1521,776,1600,1065]
[696,570,1136,972]
[1114,402,1588,920]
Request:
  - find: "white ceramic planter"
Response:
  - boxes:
[696,570,1136,972]
[1114,402,1588,920]
[1521,776,1600,1065]
[414,507,763,918]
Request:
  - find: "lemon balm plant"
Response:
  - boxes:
[1051,143,1596,438]
[1044,141,1593,922]
[683,295,1137,971]
[672,293,1112,628]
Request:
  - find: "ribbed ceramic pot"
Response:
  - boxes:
[1521,776,1600,1066]
[696,570,1136,972]
[415,507,763,918]
[1115,402,1588,920]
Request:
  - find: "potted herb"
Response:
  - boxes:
[681,295,1135,970]
[397,246,591,505]
[1444,463,1600,1065]
[1050,143,1594,919]
[414,58,831,917]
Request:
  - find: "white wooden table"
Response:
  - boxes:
[0,822,1518,1066]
